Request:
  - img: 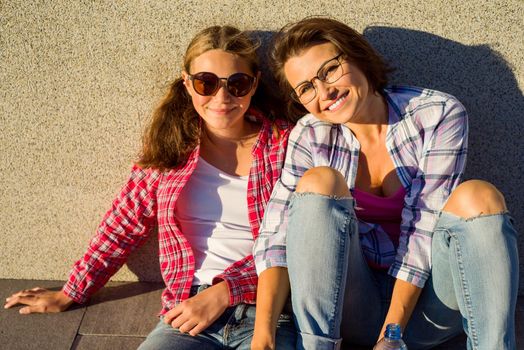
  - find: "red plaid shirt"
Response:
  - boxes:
[62,110,291,314]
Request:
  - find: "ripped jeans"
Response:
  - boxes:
[287,193,519,350]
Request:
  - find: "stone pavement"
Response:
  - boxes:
[1,279,522,350]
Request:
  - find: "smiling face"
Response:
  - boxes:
[284,42,382,125]
[182,49,258,134]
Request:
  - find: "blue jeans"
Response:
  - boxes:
[287,193,519,350]
[137,286,296,350]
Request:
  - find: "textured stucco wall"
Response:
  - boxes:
[1,1,523,293]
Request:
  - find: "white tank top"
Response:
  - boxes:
[175,157,253,285]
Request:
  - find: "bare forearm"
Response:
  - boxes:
[378,278,422,342]
[252,267,290,348]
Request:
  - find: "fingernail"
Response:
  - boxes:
[19,308,28,314]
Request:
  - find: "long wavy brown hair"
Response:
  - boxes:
[271,17,393,121]
[137,25,279,170]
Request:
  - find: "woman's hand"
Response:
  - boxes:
[377,279,422,343]
[251,331,276,350]
[163,282,229,336]
[4,287,74,314]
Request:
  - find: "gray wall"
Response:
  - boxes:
[1,1,523,293]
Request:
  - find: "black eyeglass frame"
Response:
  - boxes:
[187,72,257,97]
[290,53,345,104]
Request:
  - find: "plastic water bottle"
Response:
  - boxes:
[373,323,407,349]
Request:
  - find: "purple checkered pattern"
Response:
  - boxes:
[254,86,468,288]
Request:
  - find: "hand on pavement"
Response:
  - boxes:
[4,287,74,314]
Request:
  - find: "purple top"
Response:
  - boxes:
[353,187,406,253]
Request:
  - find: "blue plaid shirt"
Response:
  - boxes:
[253,86,468,287]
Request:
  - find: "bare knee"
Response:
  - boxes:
[296,166,350,197]
[443,180,507,219]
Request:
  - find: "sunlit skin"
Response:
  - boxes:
[182,49,259,140]
[284,42,387,128]
[182,49,261,177]
[285,42,401,197]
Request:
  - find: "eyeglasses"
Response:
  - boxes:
[187,72,256,97]
[291,53,345,104]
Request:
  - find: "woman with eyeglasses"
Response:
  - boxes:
[4,25,296,349]
[252,18,519,350]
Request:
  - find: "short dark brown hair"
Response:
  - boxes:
[271,17,392,120]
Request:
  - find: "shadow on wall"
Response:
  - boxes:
[362,26,523,202]
[364,26,524,293]
[249,30,280,91]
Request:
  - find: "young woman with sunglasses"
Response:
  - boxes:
[4,25,296,349]
[252,18,519,350]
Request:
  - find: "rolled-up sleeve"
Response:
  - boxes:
[63,165,160,303]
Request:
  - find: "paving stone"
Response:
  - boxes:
[79,281,164,337]
[2,280,523,350]
[0,279,86,350]
[71,335,145,350]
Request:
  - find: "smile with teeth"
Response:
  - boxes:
[327,93,348,111]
